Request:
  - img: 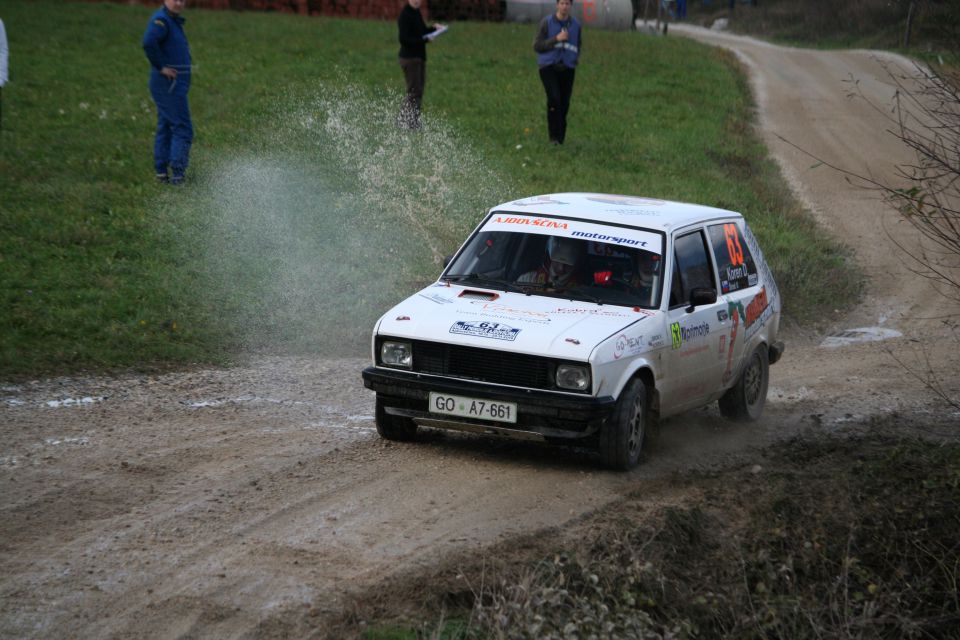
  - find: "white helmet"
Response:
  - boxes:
[547,237,580,285]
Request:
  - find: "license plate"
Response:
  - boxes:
[429,392,517,424]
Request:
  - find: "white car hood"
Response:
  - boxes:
[376,282,655,360]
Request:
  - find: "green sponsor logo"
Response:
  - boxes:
[670,322,682,349]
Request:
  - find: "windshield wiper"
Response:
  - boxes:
[555,286,605,304]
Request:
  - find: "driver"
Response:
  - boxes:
[517,236,583,288]
[630,251,661,300]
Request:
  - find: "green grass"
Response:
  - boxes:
[0,0,859,378]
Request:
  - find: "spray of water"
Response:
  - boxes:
[175,83,511,357]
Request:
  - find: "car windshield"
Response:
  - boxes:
[443,216,665,309]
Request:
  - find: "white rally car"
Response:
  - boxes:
[362,193,784,469]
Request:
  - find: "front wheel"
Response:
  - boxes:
[375,396,419,441]
[718,344,769,421]
[599,378,647,470]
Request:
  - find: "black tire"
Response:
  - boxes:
[718,344,769,421]
[375,396,418,441]
[599,378,647,470]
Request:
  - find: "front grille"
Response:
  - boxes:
[378,337,587,393]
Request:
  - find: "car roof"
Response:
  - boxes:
[489,193,742,232]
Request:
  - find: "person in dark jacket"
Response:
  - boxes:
[397,0,445,130]
[143,0,193,184]
[533,0,581,145]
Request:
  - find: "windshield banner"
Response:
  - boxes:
[482,213,662,255]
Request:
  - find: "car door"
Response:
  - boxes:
[660,228,730,414]
[707,221,764,388]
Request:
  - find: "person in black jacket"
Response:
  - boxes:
[397,0,445,130]
[533,0,581,145]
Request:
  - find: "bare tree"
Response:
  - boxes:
[776,61,960,410]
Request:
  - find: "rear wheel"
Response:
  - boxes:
[718,344,769,421]
[599,378,647,470]
[375,396,418,441]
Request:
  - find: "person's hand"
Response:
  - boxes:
[161,66,178,80]
[556,28,569,42]
[433,23,446,30]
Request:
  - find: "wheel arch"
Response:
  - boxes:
[612,363,660,431]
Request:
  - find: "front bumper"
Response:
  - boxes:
[362,366,617,442]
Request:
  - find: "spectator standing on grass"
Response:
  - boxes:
[142,0,193,185]
[534,0,581,145]
[397,0,445,130]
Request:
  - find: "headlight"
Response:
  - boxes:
[556,364,590,391]
[381,341,412,368]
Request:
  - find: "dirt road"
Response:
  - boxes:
[2,30,958,639]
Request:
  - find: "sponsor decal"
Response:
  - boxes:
[571,230,648,248]
[603,208,661,217]
[471,301,550,319]
[419,292,454,305]
[481,215,662,255]
[493,216,569,229]
[552,306,634,318]
[717,309,729,322]
[648,334,665,348]
[742,224,781,310]
[510,196,569,207]
[585,196,665,207]
[723,300,743,381]
[745,287,769,328]
[671,322,682,349]
[614,333,645,359]
[671,321,711,349]
[718,334,727,355]
[450,321,521,341]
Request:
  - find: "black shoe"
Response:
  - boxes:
[170,175,185,186]
[156,173,169,184]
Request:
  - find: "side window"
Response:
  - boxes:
[708,222,758,293]
[669,231,715,308]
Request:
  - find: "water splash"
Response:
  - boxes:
[174,83,511,357]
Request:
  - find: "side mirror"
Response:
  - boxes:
[686,287,717,313]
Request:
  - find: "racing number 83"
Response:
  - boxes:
[724,223,744,267]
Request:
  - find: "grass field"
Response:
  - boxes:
[0,0,859,378]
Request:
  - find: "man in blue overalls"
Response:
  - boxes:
[533,0,582,145]
[143,0,193,185]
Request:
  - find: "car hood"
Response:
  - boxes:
[375,283,655,360]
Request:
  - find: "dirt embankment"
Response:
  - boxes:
[2,28,959,639]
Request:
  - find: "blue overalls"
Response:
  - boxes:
[142,7,192,182]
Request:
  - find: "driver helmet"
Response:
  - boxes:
[635,252,660,287]
[547,236,580,285]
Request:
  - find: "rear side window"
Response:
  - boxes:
[708,223,758,293]
[669,231,715,308]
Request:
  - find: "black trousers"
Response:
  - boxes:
[399,57,426,129]
[539,64,576,144]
